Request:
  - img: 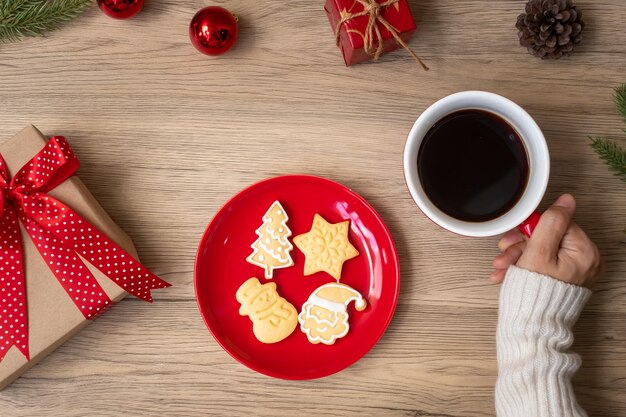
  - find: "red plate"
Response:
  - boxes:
[194,175,400,379]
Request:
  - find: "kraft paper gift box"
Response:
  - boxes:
[0,125,145,390]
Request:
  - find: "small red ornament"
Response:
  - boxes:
[97,0,144,19]
[189,6,239,56]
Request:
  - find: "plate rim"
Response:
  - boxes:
[193,174,400,380]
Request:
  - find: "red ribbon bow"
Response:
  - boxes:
[0,136,170,362]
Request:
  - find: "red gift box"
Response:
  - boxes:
[325,0,426,67]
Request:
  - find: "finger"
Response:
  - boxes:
[559,222,590,252]
[559,223,604,283]
[526,194,576,260]
[498,229,525,252]
[490,269,507,284]
[493,241,527,270]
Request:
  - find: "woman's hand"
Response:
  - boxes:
[490,194,603,289]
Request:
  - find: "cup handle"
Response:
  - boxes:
[518,210,541,238]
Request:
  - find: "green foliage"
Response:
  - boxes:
[0,0,92,43]
[615,84,626,126]
[590,84,626,184]
[590,137,626,181]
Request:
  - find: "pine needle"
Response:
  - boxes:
[589,84,626,184]
[615,84,626,127]
[0,0,92,43]
[590,137,626,181]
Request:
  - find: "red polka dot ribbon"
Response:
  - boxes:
[0,136,171,362]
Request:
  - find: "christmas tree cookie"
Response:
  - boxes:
[293,214,359,281]
[246,200,294,279]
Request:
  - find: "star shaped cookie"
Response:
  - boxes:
[293,214,359,281]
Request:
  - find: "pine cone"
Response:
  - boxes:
[516,0,585,59]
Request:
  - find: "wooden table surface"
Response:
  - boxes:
[1,1,625,416]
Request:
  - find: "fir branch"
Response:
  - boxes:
[0,0,92,43]
[590,137,626,182]
[590,84,626,184]
[615,84,626,126]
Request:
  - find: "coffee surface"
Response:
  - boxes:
[418,109,529,222]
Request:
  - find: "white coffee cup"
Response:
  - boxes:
[403,91,550,237]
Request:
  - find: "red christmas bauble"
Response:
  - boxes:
[189,6,238,56]
[97,0,144,19]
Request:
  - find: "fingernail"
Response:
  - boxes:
[498,233,523,251]
[554,193,575,209]
[498,236,512,250]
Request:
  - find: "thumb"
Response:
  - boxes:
[526,194,576,260]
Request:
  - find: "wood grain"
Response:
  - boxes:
[0,1,625,416]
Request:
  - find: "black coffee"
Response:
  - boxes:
[417,109,529,222]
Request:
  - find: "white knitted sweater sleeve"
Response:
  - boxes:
[496,266,592,417]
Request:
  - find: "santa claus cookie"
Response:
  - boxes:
[246,200,294,279]
[236,277,298,344]
[293,214,359,281]
[298,282,367,345]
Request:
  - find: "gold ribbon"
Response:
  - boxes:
[335,0,428,70]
